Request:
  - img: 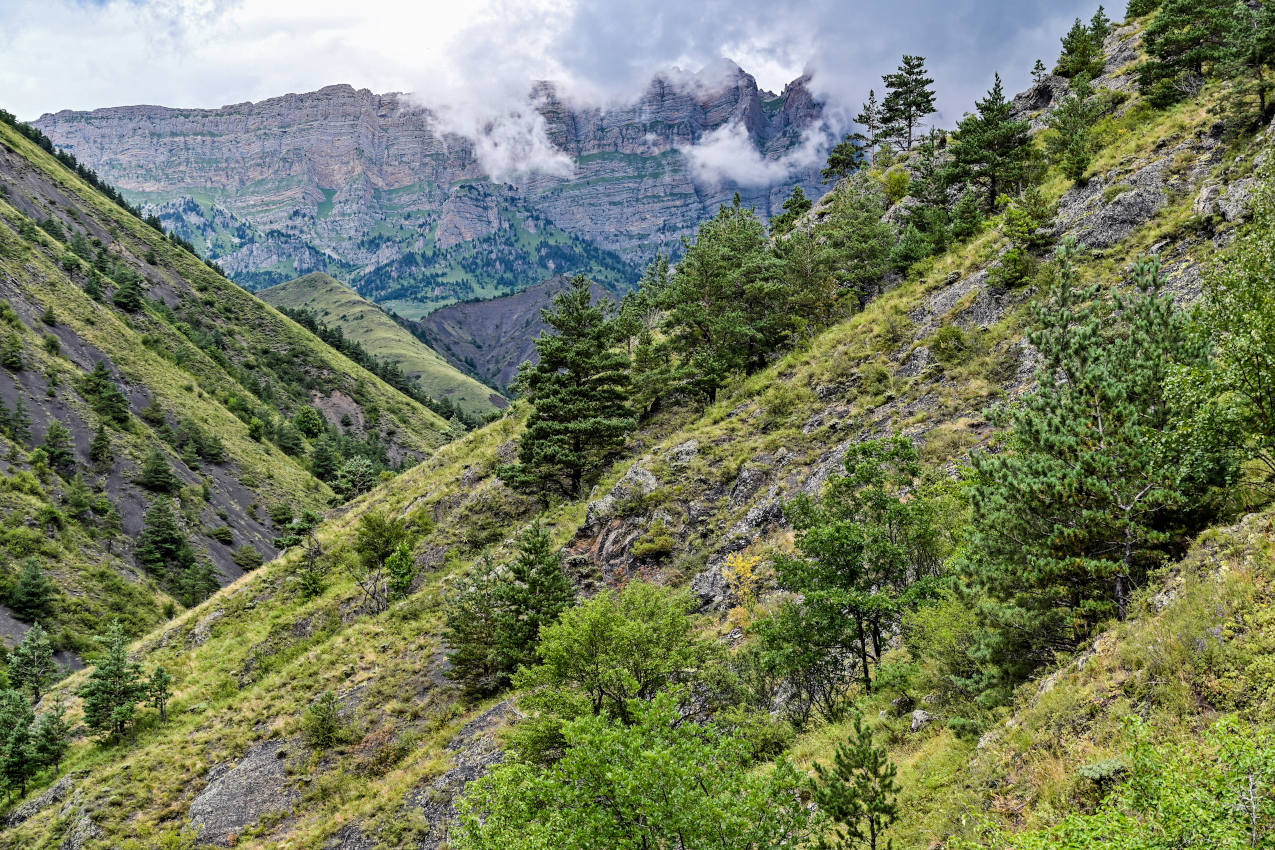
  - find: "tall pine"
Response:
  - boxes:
[949,73,1034,210]
[968,241,1238,697]
[493,523,576,675]
[500,276,635,500]
[77,620,146,740]
[881,55,937,151]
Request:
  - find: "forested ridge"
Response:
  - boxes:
[4,3,1275,848]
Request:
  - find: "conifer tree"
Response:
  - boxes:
[500,275,635,499]
[823,134,864,181]
[135,496,196,582]
[969,241,1238,696]
[812,715,901,850]
[1032,58,1048,83]
[79,361,130,426]
[77,620,146,739]
[1138,0,1234,107]
[1045,75,1105,183]
[770,185,813,236]
[111,274,144,312]
[816,182,895,308]
[443,558,506,698]
[0,689,35,795]
[1056,17,1104,79]
[146,666,171,722]
[853,90,885,163]
[310,434,340,481]
[493,523,576,675]
[177,559,219,607]
[30,700,69,773]
[10,397,30,444]
[655,200,787,401]
[8,623,56,705]
[136,446,179,493]
[1,333,24,371]
[1090,5,1112,40]
[9,559,54,622]
[949,74,1034,210]
[41,419,74,476]
[1220,1,1275,124]
[83,273,103,302]
[881,55,937,150]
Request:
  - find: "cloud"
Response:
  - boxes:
[0,0,1129,185]
[684,119,832,188]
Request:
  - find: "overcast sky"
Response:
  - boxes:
[0,0,1125,182]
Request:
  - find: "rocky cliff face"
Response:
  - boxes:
[34,67,829,316]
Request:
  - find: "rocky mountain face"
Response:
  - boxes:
[34,66,828,318]
[414,276,615,389]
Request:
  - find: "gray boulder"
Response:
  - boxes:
[189,738,298,846]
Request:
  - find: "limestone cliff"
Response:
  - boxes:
[34,66,828,316]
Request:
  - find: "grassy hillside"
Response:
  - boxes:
[0,115,451,656]
[259,273,505,419]
[5,9,1275,850]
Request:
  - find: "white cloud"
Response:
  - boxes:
[0,0,1129,186]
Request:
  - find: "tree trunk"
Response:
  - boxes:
[856,616,873,694]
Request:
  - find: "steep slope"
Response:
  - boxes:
[33,66,826,314]
[259,273,506,418]
[0,115,451,657]
[6,13,1273,850]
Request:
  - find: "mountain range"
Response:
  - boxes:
[34,65,827,330]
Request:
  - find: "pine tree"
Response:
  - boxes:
[83,272,103,302]
[310,434,340,481]
[111,274,144,312]
[880,55,937,151]
[853,90,885,163]
[1032,58,1048,83]
[1091,5,1112,40]
[816,181,895,308]
[41,419,75,476]
[136,446,180,493]
[823,135,864,182]
[1,333,24,371]
[1138,0,1234,107]
[135,496,196,582]
[8,623,56,705]
[0,689,35,795]
[8,559,54,622]
[177,559,219,607]
[1056,17,1104,79]
[79,361,130,426]
[770,185,813,236]
[10,398,30,445]
[812,715,901,850]
[500,276,635,499]
[969,241,1238,697]
[1219,1,1275,124]
[77,620,146,740]
[30,700,69,773]
[493,523,576,674]
[659,200,789,399]
[949,74,1035,210]
[146,666,172,722]
[1045,75,1105,183]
